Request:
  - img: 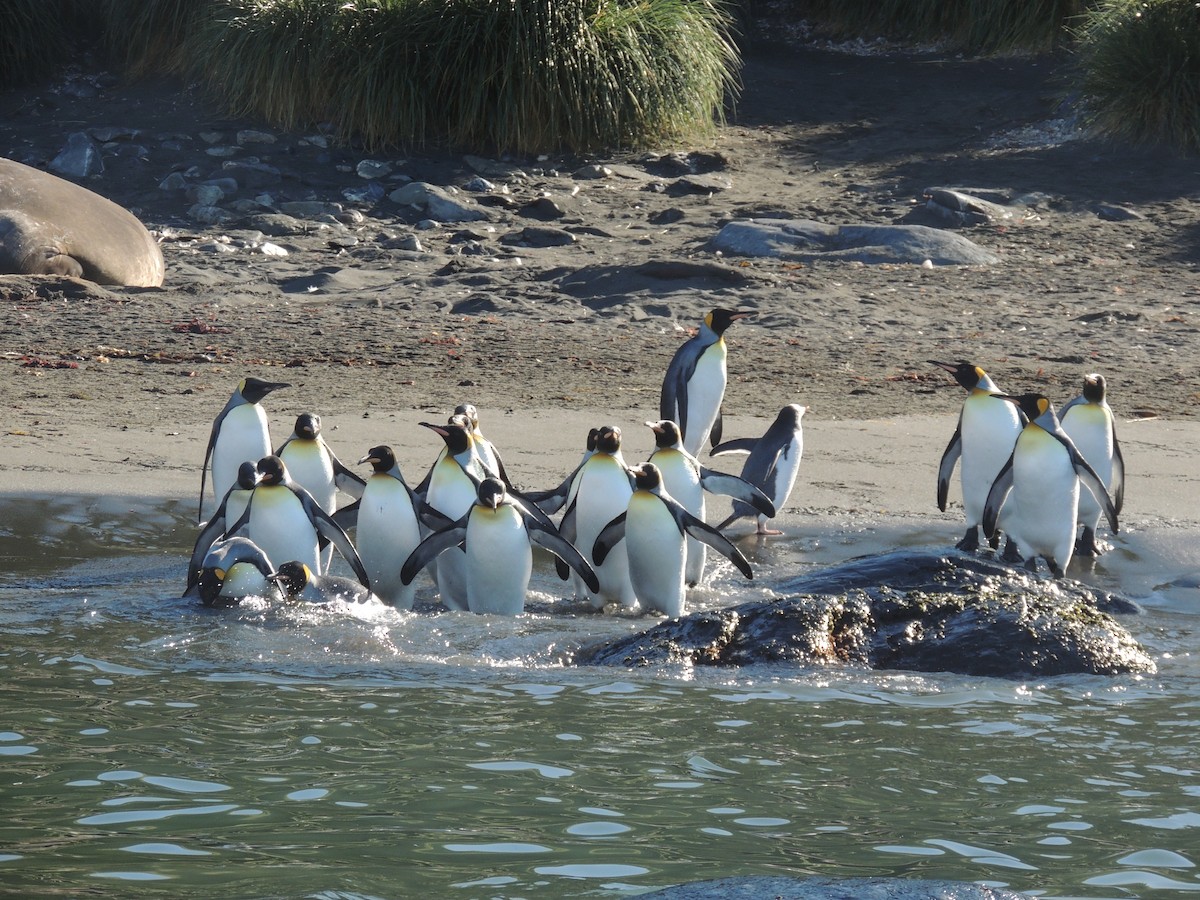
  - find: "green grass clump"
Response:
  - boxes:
[1072,0,1200,150]
[101,0,214,77]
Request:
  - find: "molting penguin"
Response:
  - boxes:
[930,361,1023,551]
[660,308,752,456]
[983,393,1119,578]
[354,445,424,609]
[1060,374,1125,557]
[268,561,378,605]
[647,419,774,584]
[191,536,281,608]
[401,478,599,616]
[188,460,260,591]
[710,404,806,535]
[592,463,753,618]
[276,412,366,514]
[199,377,289,522]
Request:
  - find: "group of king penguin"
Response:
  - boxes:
[183,308,1123,618]
[184,308,806,618]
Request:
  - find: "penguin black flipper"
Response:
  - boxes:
[332,499,360,533]
[417,501,457,533]
[937,418,964,512]
[302,491,371,585]
[554,498,580,580]
[199,393,240,523]
[188,491,237,588]
[525,515,600,594]
[982,454,1015,542]
[698,467,776,518]
[1065,442,1120,535]
[710,409,724,449]
[331,454,367,500]
[590,512,628,567]
[400,525,468,586]
[709,437,758,456]
[659,347,700,442]
[1111,432,1126,515]
[525,461,586,515]
[678,508,753,580]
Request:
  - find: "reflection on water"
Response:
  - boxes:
[0,495,1198,899]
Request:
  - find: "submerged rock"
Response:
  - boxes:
[640,875,1033,899]
[576,550,1155,677]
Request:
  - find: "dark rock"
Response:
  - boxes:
[576,550,1155,677]
[1095,203,1144,222]
[649,207,686,225]
[244,213,308,237]
[520,197,566,220]
[50,132,103,178]
[640,875,1033,899]
[504,226,576,248]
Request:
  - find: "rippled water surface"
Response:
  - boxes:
[1,495,1198,899]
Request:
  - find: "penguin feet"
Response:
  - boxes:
[756,525,784,536]
[1001,538,1024,564]
[1074,527,1103,558]
[955,528,980,553]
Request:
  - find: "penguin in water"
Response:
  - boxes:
[930,361,1024,551]
[646,419,775,584]
[710,404,806,535]
[199,376,289,522]
[190,536,281,608]
[268,561,378,605]
[1060,374,1125,557]
[983,393,1119,578]
[401,478,599,616]
[276,413,366,514]
[592,463,753,618]
[187,460,260,591]
[352,445,424,609]
[660,308,753,456]
[226,455,370,585]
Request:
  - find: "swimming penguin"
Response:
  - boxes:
[276,413,366,514]
[187,460,260,591]
[660,308,753,456]
[454,403,510,485]
[646,419,775,584]
[710,404,806,535]
[401,478,599,616]
[191,536,281,608]
[199,376,289,522]
[562,425,636,609]
[592,463,753,618]
[1060,374,1125,557]
[930,360,1024,552]
[226,455,370,585]
[982,393,1119,578]
[354,445,424,609]
[268,560,378,605]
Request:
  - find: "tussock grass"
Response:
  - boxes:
[101,0,213,76]
[0,0,71,89]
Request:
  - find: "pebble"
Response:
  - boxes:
[237,130,276,145]
[356,159,392,179]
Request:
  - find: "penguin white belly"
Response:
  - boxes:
[465,507,532,616]
[248,488,320,573]
[960,394,1021,527]
[1010,431,1079,570]
[682,344,727,456]
[1061,406,1113,530]
[654,451,707,585]
[220,562,277,602]
[357,477,422,609]
[764,436,804,527]
[224,490,252,534]
[212,404,271,503]
[625,494,687,618]
[575,457,635,609]
[282,445,337,513]
[426,461,477,610]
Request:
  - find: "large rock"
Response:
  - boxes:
[576,550,1155,677]
[708,219,1001,265]
[640,876,1033,899]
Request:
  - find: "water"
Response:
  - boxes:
[1,495,1198,899]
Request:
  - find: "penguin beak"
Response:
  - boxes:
[928,360,957,373]
[358,454,377,466]
[419,422,450,438]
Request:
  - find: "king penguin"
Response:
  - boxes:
[401,478,599,616]
[276,412,366,515]
[355,445,424,609]
[187,460,260,591]
[983,393,1119,578]
[646,419,774,584]
[592,463,753,618]
[660,308,753,457]
[930,360,1024,551]
[268,561,378,605]
[526,427,600,516]
[419,420,488,610]
[454,403,509,484]
[200,376,289,522]
[191,536,281,608]
[565,425,636,609]
[710,404,806,534]
[1059,374,1125,557]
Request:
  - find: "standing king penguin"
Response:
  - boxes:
[1059,374,1125,557]
[276,413,366,514]
[401,478,599,616]
[983,393,1119,578]
[564,425,636,609]
[199,376,289,522]
[710,404,806,535]
[930,361,1024,551]
[660,308,752,457]
[355,445,424,609]
[592,463,753,618]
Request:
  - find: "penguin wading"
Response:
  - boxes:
[355,445,424,609]
[1059,374,1125,557]
[566,425,636,609]
[710,403,805,535]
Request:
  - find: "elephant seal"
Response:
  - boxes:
[0,158,164,287]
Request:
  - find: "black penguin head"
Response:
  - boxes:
[477,477,507,509]
[268,561,311,598]
[239,377,290,404]
[294,413,321,439]
[360,444,396,473]
[997,393,1051,424]
[454,403,480,429]
[631,462,664,491]
[1082,373,1107,403]
[706,308,752,336]
[421,421,472,456]
[929,360,987,391]
[196,567,228,607]
[236,460,260,490]
[595,425,622,455]
[646,419,681,449]
[256,455,287,486]
[779,404,807,426]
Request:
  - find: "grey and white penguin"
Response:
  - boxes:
[709,404,805,535]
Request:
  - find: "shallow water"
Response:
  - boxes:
[1,495,1198,899]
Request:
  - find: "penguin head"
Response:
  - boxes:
[477,477,507,509]
[236,460,260,490]
[453,403,480,430]
[268,561,312,599]
[239,376,291,404]
[294,413,321,440]
[997,393,1053,427]
[780,404,808,426]
[256,455,288,486]
[706,308,753,336]
[1082,373,1107,404]
[630,462,664,492]
[196,567,231,607]
[929,360,990,391]
[421,420,473,456]
[595,425,622,455]
[646,419,682,449]
[360,444,396,473]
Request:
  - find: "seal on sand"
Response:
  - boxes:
[0,157,164,287]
